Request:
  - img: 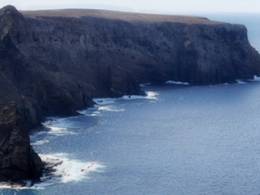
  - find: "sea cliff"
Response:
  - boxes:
[0,5,260,182]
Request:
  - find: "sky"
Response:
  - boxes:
[0,0,259,14]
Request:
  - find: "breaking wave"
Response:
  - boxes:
[79,90,159,116]
[40,153,105,184]
[0,153,105,190]
[31,139,50,146]
[122,91,159,101]
[236,80,247,84]
[165,80,190,85]
[41,120,78,137]
[97,105,125,112]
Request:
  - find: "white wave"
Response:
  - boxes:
[31,139,50,146]
[165,80,190,85]
[40,153,105,184]
[78,108,102,116]
[97,105,125,112]
[122,91,159,101]
[42,121,77,137]
[236,80,247,84]
[253,75,260,81]
[146,91,159,100]
[47,126,77,136]
[78,90,160,118]
[122,95,144,100]
[0,182,33,190]
[89,111,102,116]
[0,154,105,190]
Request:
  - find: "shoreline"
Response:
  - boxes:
[1,77,260,189]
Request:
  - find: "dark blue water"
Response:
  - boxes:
[1,14,260,195]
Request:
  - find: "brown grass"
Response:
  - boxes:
[22,9,220,24]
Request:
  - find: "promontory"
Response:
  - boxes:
[0,5,259,182]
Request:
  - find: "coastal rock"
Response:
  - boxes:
[0,103,43,182]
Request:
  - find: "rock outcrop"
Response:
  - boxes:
[0,103,42,182]
[0,5,260,182]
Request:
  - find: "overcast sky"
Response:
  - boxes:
[0,0,259,14]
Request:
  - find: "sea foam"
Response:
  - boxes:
[40,153,105,184]
[236,80,247,84]
[97,105,125,112]
[42,120,77,137]
[31,139,50,146]
[0,153,105,190]
[122,91,159,101]
[165,80,190,85]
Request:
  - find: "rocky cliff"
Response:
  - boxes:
[0,103,42,182]
[0,5,260,182]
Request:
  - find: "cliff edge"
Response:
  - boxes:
[0,5,260,182]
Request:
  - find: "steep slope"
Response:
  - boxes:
[0,103,42,182]
[0,5,260,181]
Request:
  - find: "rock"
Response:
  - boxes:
[0,6,258,120]
[0,103,43,182]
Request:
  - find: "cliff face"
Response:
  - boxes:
[2,6,260,117]
[0,103,42,182]
[0,5,260,181]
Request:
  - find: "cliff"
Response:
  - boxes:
[0,5,260,182]
[0,103,42,182]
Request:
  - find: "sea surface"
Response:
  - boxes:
[1,14,260,195]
